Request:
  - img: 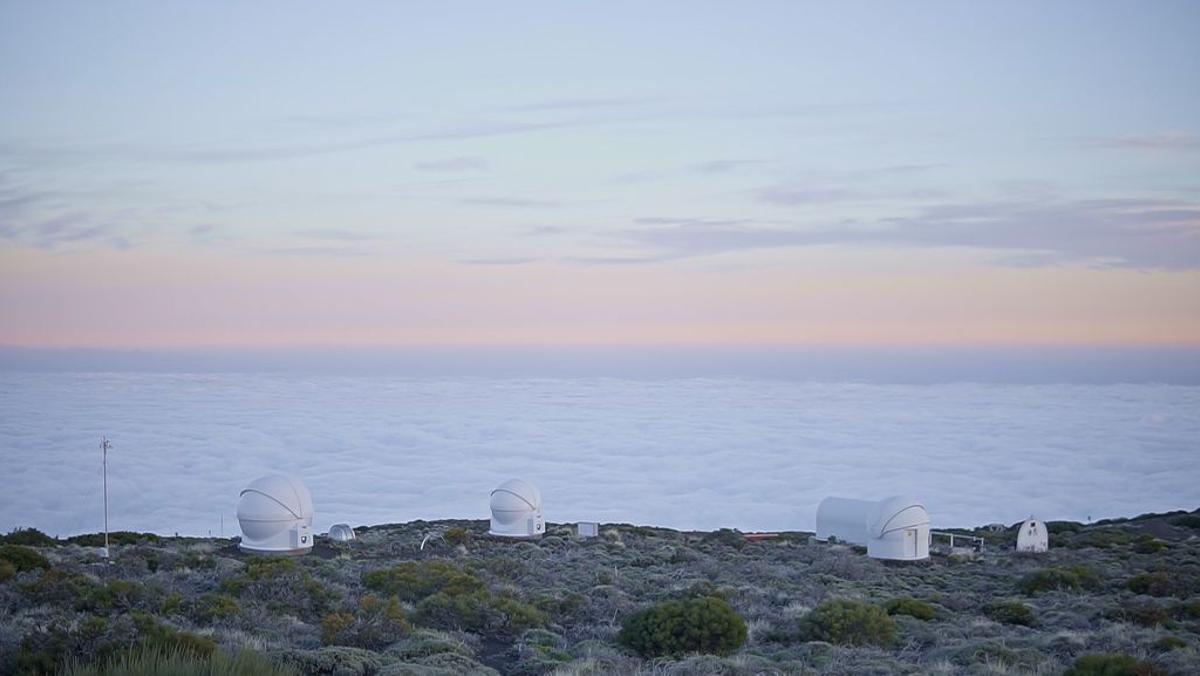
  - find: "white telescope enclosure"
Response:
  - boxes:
[816,495,930,561]
[1016,516,1048,552]
[328,523,356,542]
[237,474,314,555]
[489,478,544,538]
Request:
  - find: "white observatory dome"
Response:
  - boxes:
[489,478,544,538]
[328,523,356,542]
[237,474,314,555]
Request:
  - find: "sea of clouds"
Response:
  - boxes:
[1,373,1197,537]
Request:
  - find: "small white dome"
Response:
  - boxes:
[328,523,356,542]
[870,496,930,537]
[237,474,314,554]
[489,478,544,538]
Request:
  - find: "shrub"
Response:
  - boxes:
[983,601,1036,626]
[0,559,15,582]
[0,544,51,572]
[196,593,240,623]
[1018,565,1101,595]
[243,556,296,580]
[219,556,335,621]
[363,560,484,602]
[1128,571,1195,598]
[322,595,410,650]
[1171,514,1200,529]
[79,580,144,614]
[1063,652,1162,676]
[21,569,99,605]
[130,612,217,659]
[415,589,545,637]
[883,597,935,621]
[1132,535,1167,554]
[1068,528,1134,549]
[2,528,57,547]
[617,596,747,657]
[1153,635,1186,651]
[66,531,160,547]
[799,599,895,647]
[1112,600,1172,628]
[61,645,296,676]
[443,527,471,546]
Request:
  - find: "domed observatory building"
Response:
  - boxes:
[237,474,314,555]
[328,523,356,543]
[1016,516,1048,553]
[816,495,931,561]
[489,478,544,538]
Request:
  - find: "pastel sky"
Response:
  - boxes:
[1,1,1198,349]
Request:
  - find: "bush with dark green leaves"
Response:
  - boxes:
[0,544,50,572]
[2,528,57,547]
[884,597,935,621]
[1171,514,1200,529]
[983,601,1036,626]
[617,595,747,657]
[129,612,217,659]
[21,569,99,606]
[79,579,145,614]
[443,527,471,546]
[1018,565,1102,595]
[1127,571,1196,598]
[0,559,15,582]
[1111,600,1172,628]
[1068,528,1134,550]
[66,531,160,547]
[415,589,545,638]
[799,599,895,647]
[219,556,334,621]
[1132,534,1167,553]
[195,593,240,623]
[1063,652,1162,676]
[362,560,484,602]
[321,594,409,649]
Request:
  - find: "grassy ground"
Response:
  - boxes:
[1,510,1198,675]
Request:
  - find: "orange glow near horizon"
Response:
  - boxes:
[2,247,1198,350]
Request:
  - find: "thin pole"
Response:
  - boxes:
[101,436,111,559]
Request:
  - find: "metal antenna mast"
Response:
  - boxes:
[101,436,112,560]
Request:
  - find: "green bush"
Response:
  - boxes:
[799,599,895,647]
[1068,528,1134,549]
[617,595,747,657]
[21,569,99,605]
[363,560,484,602]
[0,559,15,582]
[66,531,160,547]
[983,601,1036,626]
[2,528,57,547]
[130,612,217,659]
[443,527,471,546]
[1153,635,1186,651]
[1112,600,1172,628]
[61,645,296,676]
[1127,571,1195,598]
[80,580,144,614]
[1018,565,1102,595]
[0,544,51,572]
[243,556,296,580]
[883,597,935,621]
[219,556,335,621]
[1132,535,1167,554]
[1063,652,1162,676]
[415,589,545,637]
[321,595,410,649]
[1171,514,1200,529]
[196,594,240,623]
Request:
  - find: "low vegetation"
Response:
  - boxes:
[617,595,747,657]
[1,509,1196,674]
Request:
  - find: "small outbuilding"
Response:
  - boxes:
[1016,516,1048,553]
[816,495,931,561]
[489,478,544,538]
[236,474,314,555]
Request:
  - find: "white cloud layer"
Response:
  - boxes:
[1,374,1197,537]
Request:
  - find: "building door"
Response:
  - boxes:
[906,529,917,557]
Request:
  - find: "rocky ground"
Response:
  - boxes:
[1,510,1199,675]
